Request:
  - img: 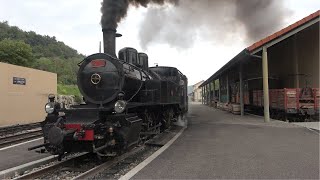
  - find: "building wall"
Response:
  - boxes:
[194,88,202,102]
[296,22,319,88]
[268,22,319,88]
[0,62,57,126]
[193,80,204,102]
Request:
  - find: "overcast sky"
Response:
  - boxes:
[0,0,319,85]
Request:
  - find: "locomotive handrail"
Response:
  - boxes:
[126,64,143,103]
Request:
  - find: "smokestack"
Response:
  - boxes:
[102,28,122,57]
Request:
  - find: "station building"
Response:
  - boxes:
[200,10,319,121]
[0,62,57,126]
[192,80,204,102]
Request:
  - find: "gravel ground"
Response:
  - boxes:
[11,152,84,179]
[5,125,183,179]
[92,146,159,180]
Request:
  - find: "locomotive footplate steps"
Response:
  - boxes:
[130,104,319,179]
[145,126,183,147]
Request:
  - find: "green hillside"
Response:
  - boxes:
[0,21,83,59]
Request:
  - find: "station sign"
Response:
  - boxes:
[13,77,26,85]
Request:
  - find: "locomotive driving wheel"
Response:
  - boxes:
[143,111,154,131]
[162,108,174,130]
[140,111,161,140]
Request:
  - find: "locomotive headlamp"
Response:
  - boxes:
[45,102,55,114]
[48,94,55,102]
[114,100,126,113]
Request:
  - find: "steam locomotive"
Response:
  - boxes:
[29,29,188,158]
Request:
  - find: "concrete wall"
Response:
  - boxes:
[0,62,57,126]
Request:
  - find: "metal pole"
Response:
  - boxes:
[209,82,212,106]
[201,87,204,104]
[239,65,244,116]
[262,46,270,122]
[204,85,207,105]
[207,84,210,105]
[213,80,216,106]
[204,86,206,104]
[219,78,221,102]
[293,35,299,88]
[226,74,229,103]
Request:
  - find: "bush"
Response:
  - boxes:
[57,84,81,97]
[0,39,34,67]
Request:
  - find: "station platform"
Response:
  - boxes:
[293,122,320,131]
[132,103,319,179]
[0,138,50,172]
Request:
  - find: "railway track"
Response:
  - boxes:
[9,126,182,179]
[13,146,147,180]
[0,123,41,137]
[13,152,89,180]
[0,129,43,148]
[73,146,147,179]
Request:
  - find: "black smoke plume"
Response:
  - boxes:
[101,0,178,29]
[101,0,290,49]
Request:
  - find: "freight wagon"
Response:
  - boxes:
[251,88,319,121]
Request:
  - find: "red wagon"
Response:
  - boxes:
[252,88,317,116]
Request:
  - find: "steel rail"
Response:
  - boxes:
[0,123,41,136]
[0,129,43,148]
[73,146,145,180]
[14,153,89,180]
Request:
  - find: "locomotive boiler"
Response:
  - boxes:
[29,28,188,158]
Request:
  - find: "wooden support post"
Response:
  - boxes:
[262,46,270,122]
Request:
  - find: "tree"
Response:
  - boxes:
[0,39,34,67]
[0,21,83,59]
[0,21,84,86]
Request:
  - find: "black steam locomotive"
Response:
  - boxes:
[29,29,188,158]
